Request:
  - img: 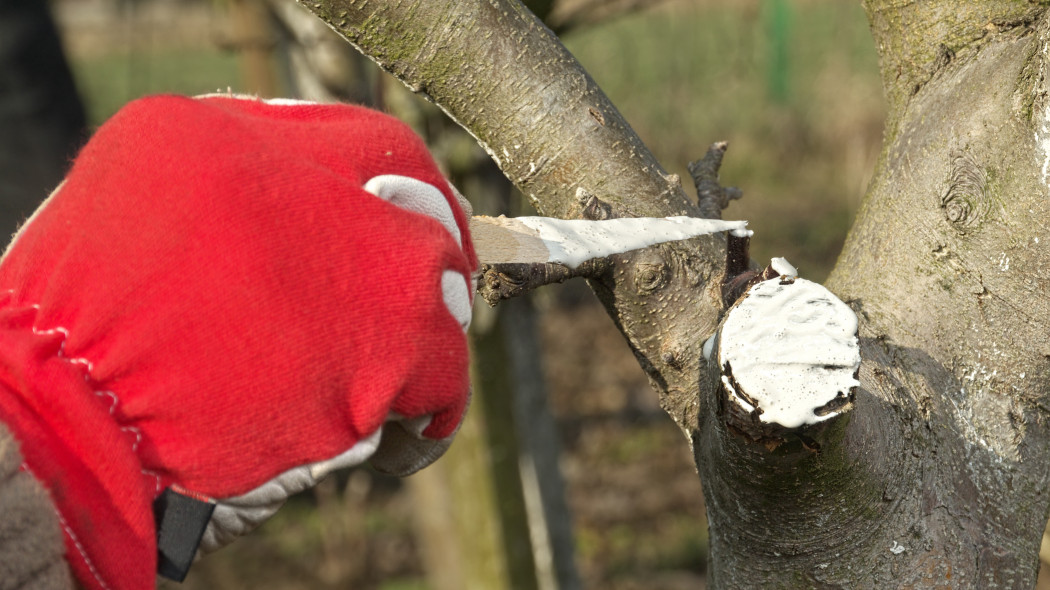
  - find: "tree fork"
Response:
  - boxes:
[828,1,1050,586]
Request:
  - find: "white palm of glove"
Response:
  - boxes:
[364,174,474,332]
[200,173,474,553]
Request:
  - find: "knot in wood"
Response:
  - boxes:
[634,262,670,294]
[940,150,990,233]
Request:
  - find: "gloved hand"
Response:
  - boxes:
[0,94,477,590]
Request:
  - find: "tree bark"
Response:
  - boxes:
[704,0,1050,585]
[297,0,1050,586]
[819,1,1050,587]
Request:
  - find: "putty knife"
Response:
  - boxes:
[470,215,748,268]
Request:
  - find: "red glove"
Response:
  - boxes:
[0,95,476,590]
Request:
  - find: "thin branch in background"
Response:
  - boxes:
[689,141,743,220]
[546,0,673,35]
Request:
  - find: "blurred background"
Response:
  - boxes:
[16,0,1029,588]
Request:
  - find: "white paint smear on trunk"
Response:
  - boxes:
[1037,44,1050,190]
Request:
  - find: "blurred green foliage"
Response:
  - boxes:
[70,1,883,280]
[73,50,241,126]
[562,1,884,280]
[763,0,793,103]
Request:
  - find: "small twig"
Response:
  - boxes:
[547,0,671,36]
[476,259,609,306]
[475,191,616,306]
[689,142,743,219]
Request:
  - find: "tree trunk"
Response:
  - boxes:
[229,0,280,97]
[297,0,1050,586]
[810,1,1050,586]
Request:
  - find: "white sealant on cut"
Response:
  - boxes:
[718,278,860,429]
[517,216,747,269]
[1037,44,1050,190]
[997,252,1010,272]
[702,333,717,362]
[770,257,798,278]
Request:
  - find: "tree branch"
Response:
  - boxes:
[296,0,736,432]
[863,0,1041,133]
[803,3,1050,586]
[689,142,742,219]
[545,0,671,36]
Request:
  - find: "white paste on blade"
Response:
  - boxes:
[517,216,748,269]
[718,278,859,428]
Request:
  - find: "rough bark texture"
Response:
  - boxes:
[808,0,1049,587]
[705,0,1050,585]
[297,0,1050,586]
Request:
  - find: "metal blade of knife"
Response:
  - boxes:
[470,215,748,268]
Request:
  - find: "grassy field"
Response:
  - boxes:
[63,1,887,588]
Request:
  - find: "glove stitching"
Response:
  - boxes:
[28,318,163,494]
[21,461,113,590]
